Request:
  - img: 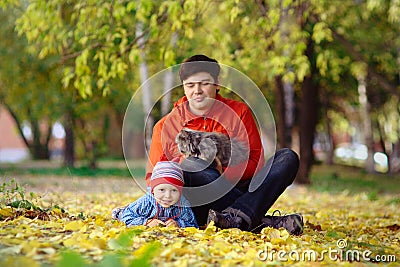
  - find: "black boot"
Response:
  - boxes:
[251,210,304,235]
[207,209,247,230]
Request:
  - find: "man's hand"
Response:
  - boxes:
[165,219,179,227]
[145,219,166,227]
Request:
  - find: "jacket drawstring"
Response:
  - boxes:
[150,201,182,222]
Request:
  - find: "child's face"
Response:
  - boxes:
[153,183,180,208]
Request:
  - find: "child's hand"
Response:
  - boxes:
[165,219,179,227]
[145,219,166,227]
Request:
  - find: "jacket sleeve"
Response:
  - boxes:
[223,104,265,181]
[120,195,155,227]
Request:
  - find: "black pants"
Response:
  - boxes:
[182,148,299,228]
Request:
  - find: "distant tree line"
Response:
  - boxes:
[0,0,399,183]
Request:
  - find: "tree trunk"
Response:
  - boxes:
[283,81,295,148]
[274,76,294,148]
[375,118,389,172]
[357,76,375,173]
[275,76,286,149]
[63,110,75,167]
[162,69,174,116]
[393,49,400,173]
[5,101,50,160]
[391,141,400,174]
[3,103,30,148]
[136,22,153,150]
[161,32,178,116]
[322,91,334,165]
[30,119,50,160]
[87,140,98,169]
[297,78,318,184]
[114,111,126,157]
[394,101,400,173]
[296,38,318,184]
[274,2,295,149]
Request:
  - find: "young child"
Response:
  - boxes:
[113,161,198,228]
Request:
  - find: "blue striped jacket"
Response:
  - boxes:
[120,190,198,228]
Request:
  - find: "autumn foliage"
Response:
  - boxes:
[0,177,399,266]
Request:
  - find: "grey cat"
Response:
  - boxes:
[175,128,249,167]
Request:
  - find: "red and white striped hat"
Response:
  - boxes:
[150,161,184,193]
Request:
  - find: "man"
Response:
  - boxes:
[146,54,303,235]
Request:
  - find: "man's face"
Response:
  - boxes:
[153,183,181,208]
[183,72,218,115]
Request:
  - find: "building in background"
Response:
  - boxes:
[0,105,29,163]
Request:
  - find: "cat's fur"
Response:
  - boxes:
[175,128,249,166]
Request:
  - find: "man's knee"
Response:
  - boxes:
[276,148,299,167]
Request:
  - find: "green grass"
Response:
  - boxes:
[0,165,145,178]
[1,161,399,196]
[310,164,400,196]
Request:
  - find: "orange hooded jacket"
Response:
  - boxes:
[146,94,265,185]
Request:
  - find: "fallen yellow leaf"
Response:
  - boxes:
[64,220,85,231]
[0,207,14,217]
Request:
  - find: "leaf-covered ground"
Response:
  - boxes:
[0,175,399,267]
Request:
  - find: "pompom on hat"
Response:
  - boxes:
[150,161,184,193]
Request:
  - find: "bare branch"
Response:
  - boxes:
[3,103,31,148]
[61,43,104,63]
[329,27,400,97]
[255,0,267,16]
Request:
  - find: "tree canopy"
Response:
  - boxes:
[1,0,399,179]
